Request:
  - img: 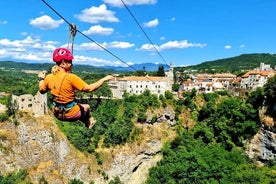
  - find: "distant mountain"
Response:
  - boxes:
[0,61,169,73]
[175,53,276,72]
[0,61,115,74]
[2,53,276,74]
[104,63,170,72]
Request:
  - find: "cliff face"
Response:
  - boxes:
[246,111,276,163]
[0,110,176,183]
[0,114,97,183]
[2,104,275,183]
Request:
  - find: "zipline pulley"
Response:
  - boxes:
[67,23,77,54]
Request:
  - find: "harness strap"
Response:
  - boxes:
[53,101,76,109]
[53,101,77,119]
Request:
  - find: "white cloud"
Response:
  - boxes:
[0,20,8,24]
[225,45,232,49]
[82,25,114,36]
[0,35,132,67]
[143,18,159,28]
[106,41,135,49]
[0,36,57,62]
[103,0,157,7]
[73,54,128,67]
[21,32,28,36]
[138,40,206,51]
[75,4,119,23]
[170,17,176,21]
[78,42,105,51]
[77,41,134,51]
[138,44,157,51]
[160,36,166,40]
[240,44,245,48]
[29,15,64,30]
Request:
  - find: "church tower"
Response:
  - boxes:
[165,61,174,91]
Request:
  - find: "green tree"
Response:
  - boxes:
[207,97,260,149]
[246,87,265,109]
[69,178,84,184]
[92,82,112,98]
[172,83,180,92]
[0,169,29,183]
[264,75,276,118]
[6,95,17,117]
[156,65,165,76]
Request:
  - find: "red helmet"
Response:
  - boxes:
[52,48,74,62]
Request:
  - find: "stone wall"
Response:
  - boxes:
[0,103,7,113]
[12,91,47,116]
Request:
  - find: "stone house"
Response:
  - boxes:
[178,73,235,97]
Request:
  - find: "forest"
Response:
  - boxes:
[175,53,276,74]
[0,61,276,183]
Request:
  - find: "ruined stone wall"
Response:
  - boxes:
[0,103,7,113]
[12,91,47,116]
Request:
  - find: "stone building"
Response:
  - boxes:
[108,63,174,99]
[12,91,47,116]
[240,63,275,90]
[178,72,236,97]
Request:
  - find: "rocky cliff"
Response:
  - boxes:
[0,108,176,184]
[246,109,276,164]
[1,104,275,183]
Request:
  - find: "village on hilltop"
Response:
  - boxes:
[177,62,275,97]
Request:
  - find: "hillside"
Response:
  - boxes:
[0,60,169,73]
[2,89,276,183]
[0,110,176,183]
[175,53,276,72]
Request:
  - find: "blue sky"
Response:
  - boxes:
[0,0,275,68]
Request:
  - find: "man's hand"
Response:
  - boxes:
[38,71,46,81]
[103,75,114,81]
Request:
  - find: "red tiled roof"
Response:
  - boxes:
[242,70,274,78]
[117,76,164,81]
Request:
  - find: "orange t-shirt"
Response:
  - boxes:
[40,71,87,116]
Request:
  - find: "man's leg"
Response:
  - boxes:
[78,104,96,129]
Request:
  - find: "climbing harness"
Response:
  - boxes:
[51,73,75,119]
[67,23,77,54]
[53,101,77,119]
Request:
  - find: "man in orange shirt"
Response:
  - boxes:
[38,47,114,129]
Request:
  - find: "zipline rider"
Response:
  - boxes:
[38,47,114,129]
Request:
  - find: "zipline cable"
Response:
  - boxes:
[41,0,171,92]
[41,0,137,72]
[120,0,169,66]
